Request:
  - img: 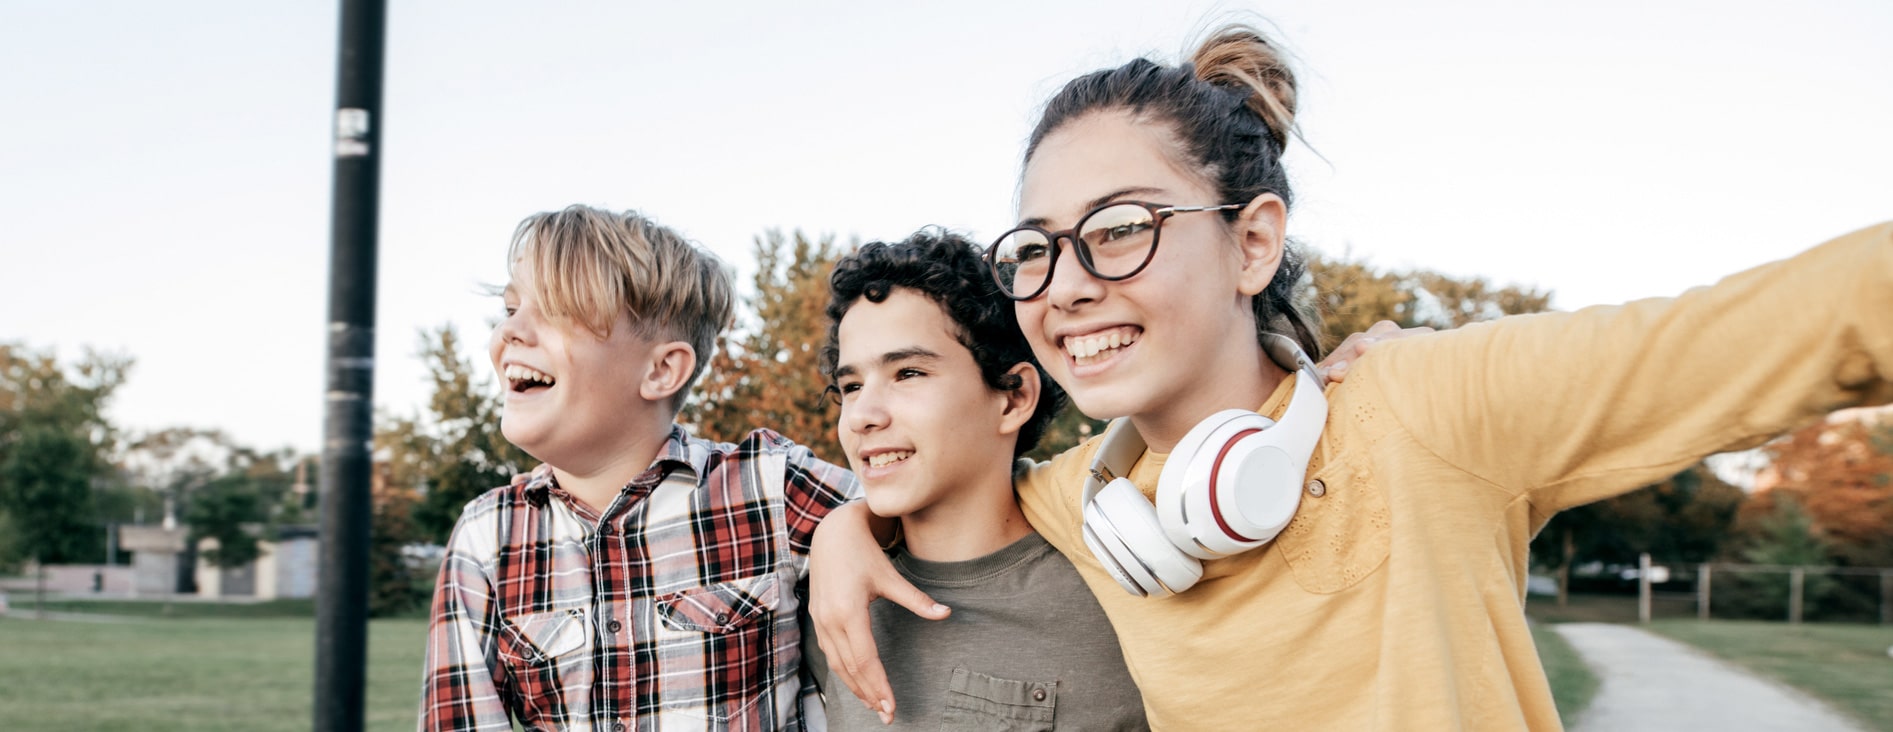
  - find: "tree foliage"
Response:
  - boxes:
[0,422,98,564]
[1303,249,1553,349]
[388,325,533,544]
[684,230,849,463]
[1530,466,1745,574]
[0,344,131,568]
[1745,416,1893,567]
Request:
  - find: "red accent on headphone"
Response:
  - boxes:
[1207,427,1264,543]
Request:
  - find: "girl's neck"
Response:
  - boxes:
[1134,345,1292,453]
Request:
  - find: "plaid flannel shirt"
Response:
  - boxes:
[420,425,858,732]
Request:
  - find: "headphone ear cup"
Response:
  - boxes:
[1158,410,1279,559]
[1085,478,1203,597]
[1211,441,1303,546]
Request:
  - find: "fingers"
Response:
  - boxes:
[882,578,950,621]
[815,612,885,721]
[806,501,929,724]
[1318,320,1440,383]
[1364,319,1403,338]
[835,625,896,724]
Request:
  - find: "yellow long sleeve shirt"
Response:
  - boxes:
[1016,222,1893,730]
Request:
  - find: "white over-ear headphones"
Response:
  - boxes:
[1079,333,1328,598]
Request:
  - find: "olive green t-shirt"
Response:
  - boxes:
[805,532,1147,731]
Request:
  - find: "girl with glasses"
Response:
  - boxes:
[809,23,1892,730]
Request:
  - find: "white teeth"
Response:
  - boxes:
[503,364,555,386]
[1064,329,1140,364]
[866,451,913,468]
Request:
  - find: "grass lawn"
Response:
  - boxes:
[1530,623,1600,728]
[1647,619,1893,732]
[14,597,320,618]
[0,614,428,732]
[26,594,1864,732]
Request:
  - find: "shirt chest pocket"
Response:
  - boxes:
[495,607,596,706]
[1274,450,1392,594]
[650,571,785,721]
[655,571,782,632]
[940,668,1057,732]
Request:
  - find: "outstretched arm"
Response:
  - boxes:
[807,501,950,725]
[1370,222,1893,517]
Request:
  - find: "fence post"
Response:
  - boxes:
[1881,571,1890,626]
[1698,563,1712,620]
[1788,567,1805,625]
[1638,553,1652,624]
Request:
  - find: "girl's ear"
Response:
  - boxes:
[997,362,1041,437]
[639,341,697,403]
[1234,193,1288,297]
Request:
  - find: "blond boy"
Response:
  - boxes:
[420,205,858,731]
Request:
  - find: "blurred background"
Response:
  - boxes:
[2,2,1890,730]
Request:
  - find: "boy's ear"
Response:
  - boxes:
[1235,193,1288,298]
[996,362,1041,436]
[638,341,698,403]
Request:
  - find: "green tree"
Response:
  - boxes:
[685,230,849,463]
[391,325,533,544]
[1530,465,1744,602]
[185,473,265,568]
[0,423,98,564]
[1303,249,1552,349]
[1718,496,1843,619]
[0,344,131,569]
[369,460,428,616]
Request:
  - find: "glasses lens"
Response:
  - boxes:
[1077,203,1158,278]
[991,229,1053,296]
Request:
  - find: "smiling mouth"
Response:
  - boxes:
[866,450,913,468]
[1063,327,1141,366]
[504,364,556,393]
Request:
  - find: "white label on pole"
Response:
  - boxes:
[335,108,371,158]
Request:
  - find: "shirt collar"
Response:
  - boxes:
[518,424,705,499]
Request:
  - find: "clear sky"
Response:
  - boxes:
[3,0,1889,456]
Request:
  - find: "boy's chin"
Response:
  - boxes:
[863,492,919,520]
[498,421,551,462]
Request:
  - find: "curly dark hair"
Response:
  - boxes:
[820,228,1065,458]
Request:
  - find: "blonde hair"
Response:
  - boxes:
[508,205,734,401]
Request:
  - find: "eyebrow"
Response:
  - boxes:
[1018,186,1167,229]
[832,346,943,381]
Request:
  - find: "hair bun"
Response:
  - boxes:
[1191,25,1298,152]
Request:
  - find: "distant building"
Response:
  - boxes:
[117,524,190,595]
[195,525,319,600]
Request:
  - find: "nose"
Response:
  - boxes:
[839,382,890,438]
[1043,235,1105,310]
[491,304,539,357]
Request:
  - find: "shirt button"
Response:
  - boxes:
[714,612,731,626]
[1032,688,1047,702]
[613,723,627,732]
[1306,479,1326,497]
[607,620,623,633]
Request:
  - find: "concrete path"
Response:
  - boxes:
[1552,623,1867,732]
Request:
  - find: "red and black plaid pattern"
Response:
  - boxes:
[420,426,857,731]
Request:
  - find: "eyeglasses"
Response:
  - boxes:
[986,201,1246,301]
